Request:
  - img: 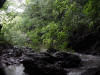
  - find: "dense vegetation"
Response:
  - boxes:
[0,0,100,51]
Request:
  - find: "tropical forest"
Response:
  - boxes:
[0,0,100,75]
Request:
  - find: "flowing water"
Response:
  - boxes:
[68,53,100,75]
[4,64,25,75]
[3,53,100,75]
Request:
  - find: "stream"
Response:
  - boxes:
[2,52,100,75]
[4,64,25,75]
[68,53,100,75]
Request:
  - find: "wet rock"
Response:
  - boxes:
[81,67,100,75]
[1,46,34,57]
[22,52,58,65]
[0,45,82,75]
[22,51,82,75]
[0,63,5,75]
[47,48,58,54]
[0,46,35,66]
[53,52,82,68]
[34,52,58,64]
[22,59,67,75]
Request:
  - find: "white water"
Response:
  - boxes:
[68,53,100,75]
[3,53,100,75]
[4,64,25,75]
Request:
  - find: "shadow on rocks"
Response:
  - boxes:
[22,50,82,75]
[0,63,5,75]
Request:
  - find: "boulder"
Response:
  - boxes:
[22,51,82,75]
[47,48,58,54]
[22,59,67,75]
[53,52,82,68]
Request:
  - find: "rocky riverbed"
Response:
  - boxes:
[0,47,100,75]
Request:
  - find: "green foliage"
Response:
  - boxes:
[0,0,99,51]
[83,0,100,21]
[41,22,58,47]
[0,12,27,46]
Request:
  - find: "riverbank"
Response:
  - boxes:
[0,47,100,75]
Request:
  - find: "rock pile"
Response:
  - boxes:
[22,49,81,75]
[0,47,82,75]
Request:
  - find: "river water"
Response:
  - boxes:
[68,53,100,75]
[4,64,25,75]
[3,53,100,75]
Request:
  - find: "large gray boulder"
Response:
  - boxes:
[22,51,82,75]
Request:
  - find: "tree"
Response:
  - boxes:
[0,0,6,8]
